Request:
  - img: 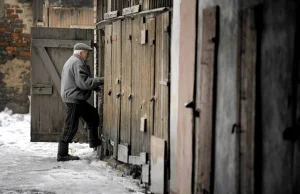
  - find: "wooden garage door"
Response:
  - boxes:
[30,27,94,142]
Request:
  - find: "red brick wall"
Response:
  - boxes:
[0,3,31,64]
[0,1,32,113]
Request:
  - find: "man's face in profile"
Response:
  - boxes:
[80,50,89,61]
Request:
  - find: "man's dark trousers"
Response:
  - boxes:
[61,101,100,146]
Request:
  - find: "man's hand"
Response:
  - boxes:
[94,86,102,93]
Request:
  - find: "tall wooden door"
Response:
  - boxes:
[194,6,219,194]
[30,27,94,142]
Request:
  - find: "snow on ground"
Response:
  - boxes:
[0,108,144,194]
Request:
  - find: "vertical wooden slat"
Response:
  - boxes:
[103,0,107,17]
[140,18,148,152]
[238,7,257,194]
[154,13,170,140]
[143,0,149,10]
[131,17,142,156]
[154,14,162,138]
[162,12,170,141]
[103,25,113,154]
[107,0,112,12]
[151,135,166,194]
[195,6,219,194]
[111,21,122,158]
[148,17,156,141]
[120,19,132,146]
[97,0,103,22]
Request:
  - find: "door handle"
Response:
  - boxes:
[184,101,194,108]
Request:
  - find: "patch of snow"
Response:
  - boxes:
[0,108,144,194]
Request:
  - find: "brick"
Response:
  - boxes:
[14,19,23,23]
[4,18,13,23]
[7,50,16,56]
[6,9,14,15]
[16,47,30,52]
[6,46,16,52]
[5,28,14,33]
[11,43,26,47]
[0,42,9,46]
[10,14,19,19]
[0,22,9,28]
[0,28,4,33]
[5,37,13,42]
[14,28,22,33]
[10,23,22,28]
[4,32,11,37]
[16,56,30,61]
[11,33,20,38]
[20,51,30,57]
[16,9,23,14]
[20,33,30,38]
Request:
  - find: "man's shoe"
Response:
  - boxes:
[57,142,80,162]
[57,154,80,162]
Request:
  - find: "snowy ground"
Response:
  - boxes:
[0,108,144,194]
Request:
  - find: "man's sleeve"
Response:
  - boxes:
[73,63,103,90]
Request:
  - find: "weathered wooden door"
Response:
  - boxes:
[194,6,219,194]
[30,27,94,142]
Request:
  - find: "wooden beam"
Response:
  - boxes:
[32,39,92,48]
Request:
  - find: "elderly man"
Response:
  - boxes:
[57,43,103,162]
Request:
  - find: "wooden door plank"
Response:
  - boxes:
[140,16,151,154]
[143,0,149,11]
[32,39,91,48]
[148,18,156,139]
[131,16,142,156]
[33,46,61,96]
[195,6,219,194]
[111,20,122,158]
[151,135,166,194]
[154,13,163,138]
[238,7,257,194]
[120,18,132,146]
[161,12,170,141]
[103,25,113,154]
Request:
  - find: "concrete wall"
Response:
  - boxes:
[0,0,33,113]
